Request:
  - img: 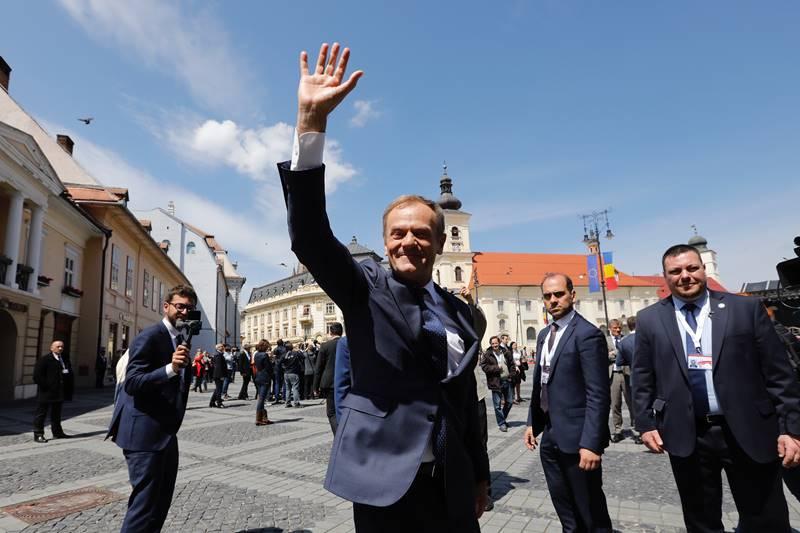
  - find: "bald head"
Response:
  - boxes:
[50,340,64,354]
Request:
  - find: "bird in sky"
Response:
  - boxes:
[77,117,94,125]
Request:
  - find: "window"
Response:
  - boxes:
[497,300,504,312]
[526,327,537,342]
[64,256,75,288]
[499,319,506,331]
[282,309,288,320]
[159,282,165,307]
[143,270,150,307]
[451,227,460,239]
[597,300,603,311]
[125,256,134,297]
[524,300,532,312]
[267,311,272,322]
[152,278,159,310]
[302,304,311,316]
[454,266,463,282]
[110,244,120,290]
[122,325,130,350]
[325,302,336,315]
[260,314,265,325]
[186,241,196,254]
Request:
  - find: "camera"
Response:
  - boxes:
[777,236,800,289]
[175,310,202,344]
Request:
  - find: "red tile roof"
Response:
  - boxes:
[472,252,660,288]
[66,185,128,203]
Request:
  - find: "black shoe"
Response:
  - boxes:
[484,500,494,512]
[52,433,73,439]
[34,434,48,443]
[498,424,508,432]
[209,403,216,408]
[633,436,643,445]
[610,433,623,443]
[218,403,227,409]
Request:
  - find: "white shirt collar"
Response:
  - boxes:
[162,317,179,339]
[672,290,709,312]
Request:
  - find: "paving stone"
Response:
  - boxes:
[179,420,304,447]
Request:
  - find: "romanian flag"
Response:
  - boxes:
[602,252,619,291]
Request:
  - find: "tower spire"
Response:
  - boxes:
[437,161,462,210]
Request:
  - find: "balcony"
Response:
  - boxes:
[299,313,313,324]
[16,264,33,292]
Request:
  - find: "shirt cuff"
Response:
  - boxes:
[165,363,177,378]
[290,130,325,171]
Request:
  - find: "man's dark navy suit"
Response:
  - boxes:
[279,163,489,532]
[528,311,612,532]
[632,290,800,532]
[107,320,192,532]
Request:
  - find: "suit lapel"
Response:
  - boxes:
[657,297,689,383]
[385,273,421,342]
[709,290,728,372]
[548,318,577,376]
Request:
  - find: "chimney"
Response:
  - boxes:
[57,134,74,156]
[167,201,175,216]
[0,56,11,92]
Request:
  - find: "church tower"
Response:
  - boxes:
[433,163,473,290]
[689,226,721,282]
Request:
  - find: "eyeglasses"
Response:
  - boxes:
[168,302,195,312]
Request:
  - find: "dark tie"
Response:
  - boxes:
[541,323,559,413]
[682,303,710,417]
[414,288,448,465]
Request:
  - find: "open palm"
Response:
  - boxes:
[297,43,363,132]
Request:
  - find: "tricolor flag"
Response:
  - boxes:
[602,251,619,291]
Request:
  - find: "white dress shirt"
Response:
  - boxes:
[163,317,181,378]
[540,309,577,368]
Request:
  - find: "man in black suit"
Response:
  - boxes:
[237,346,252,400]
[632,244,800,532]
[279,42,488,532]
[210,343,227,408]
[617,316,642,444]
[314,322,343,434]
[106,284,196,532]
[32,340,72,442]
[524,273,612,532]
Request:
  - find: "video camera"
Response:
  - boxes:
[777,236,800,289]
[175,310,202,346]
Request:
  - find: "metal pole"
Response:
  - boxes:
[596,228,611,329]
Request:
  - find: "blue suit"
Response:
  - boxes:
[280,163,488,532]
[528,311,612,532]
[107,320,191,532]
[333,336,351,423]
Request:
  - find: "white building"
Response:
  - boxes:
[133,206,245,350]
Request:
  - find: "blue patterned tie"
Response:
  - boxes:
[415,288,448,466]
[682,303,710,417]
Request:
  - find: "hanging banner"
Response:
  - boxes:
[587,254,601,293]
[602,251,619,291]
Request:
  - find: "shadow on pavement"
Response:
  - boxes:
[236,529,312,533]
[490,471,529,501]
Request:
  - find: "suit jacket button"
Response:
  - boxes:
[427,414,435,422]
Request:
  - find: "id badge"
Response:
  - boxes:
[541,365,550,385]
[687,354,712,370]
[62,368,70,374]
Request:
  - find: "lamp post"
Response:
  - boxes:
[581,209,614,329]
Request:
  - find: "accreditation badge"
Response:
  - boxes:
[687,354,712,370]
[541,365,550,384]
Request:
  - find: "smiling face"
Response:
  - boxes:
[384,201,445,286]
[663,251,707,301]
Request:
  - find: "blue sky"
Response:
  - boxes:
[2,1,798,294]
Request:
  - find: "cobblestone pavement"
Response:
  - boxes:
[1,382,799,532]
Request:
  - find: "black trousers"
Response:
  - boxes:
[303,374,314,399]
[33,401,63,436]
[669,421,790,533]
[238,374,251,399]
[210,378,224,406]
[322,388,337,435]
[353,466,479,533]
[539,429,612,533]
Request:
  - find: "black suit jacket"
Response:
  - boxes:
[33,353,66,403]
[212,351,227,380]
[279,162,488,526]
[107,321,192,451]
[527,312,611,454]
[314,337,340,391]
[632,290,800,462]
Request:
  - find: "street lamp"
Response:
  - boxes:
[580,209,614,329]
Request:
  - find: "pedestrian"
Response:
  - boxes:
[314,323,343,434]
[253,340,274,426]
[524,273,613,532]
[279,42,488,531]
[237,345,252,400]
[616,317,641,444]
[632,244,800,532]
[481,335,517,432]
[33,340,73,442]
[222,344,235,399]
[272,340,286,403]
[282,342,304,407]
[303,342,317,399]
[509,341,524,403]
[609,318,635,443]
[193,349,205,393]
[95,348,107,389]
[106,284,196,532]
[209,344,227,408]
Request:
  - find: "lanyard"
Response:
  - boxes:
[675,301,709,353]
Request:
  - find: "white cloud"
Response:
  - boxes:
[166,118,357,193]
[57,0,254,115]
[350,99,382,128]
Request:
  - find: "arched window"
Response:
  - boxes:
[454,266,463,282]
[186,241,196,254]
[526,327,537,342]
[451,227,460,238]
[499,319,506,332]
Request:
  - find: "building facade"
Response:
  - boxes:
[133,206,245,351]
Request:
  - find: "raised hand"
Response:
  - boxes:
[297,42,364,135]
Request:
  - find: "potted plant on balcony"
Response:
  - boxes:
[62,285,83,297]
[37,275,53,287]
